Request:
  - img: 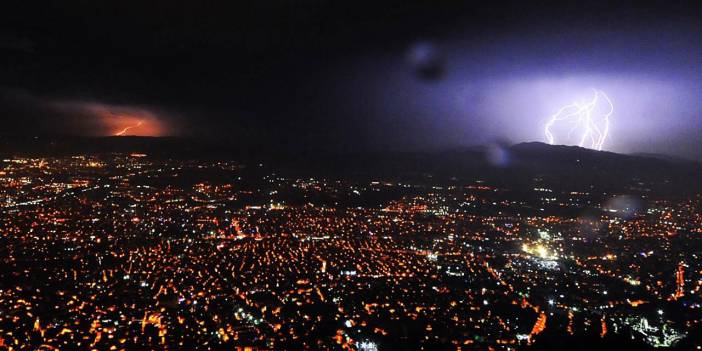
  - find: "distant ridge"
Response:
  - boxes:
[629,152,696,164]
[510,141,700,167]
[1,136,700,194]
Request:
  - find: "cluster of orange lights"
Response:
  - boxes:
[527,312,547,344]
[672,262,686,300]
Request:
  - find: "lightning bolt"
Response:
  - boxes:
[544,89,613,151]
[115,121,143,136]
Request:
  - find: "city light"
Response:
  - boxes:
[0,154,698,349]
[357,340,379,351]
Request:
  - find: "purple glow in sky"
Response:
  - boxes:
[342,24,702,159]
[474,75,699,155]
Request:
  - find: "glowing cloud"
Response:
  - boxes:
[544,89,613,150]
[76,103,169,136]
[43,98,173,136]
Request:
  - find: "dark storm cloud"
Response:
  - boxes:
[2,0,702,157]
[0,88,102,135]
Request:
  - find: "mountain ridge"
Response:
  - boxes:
[1,136,700,195]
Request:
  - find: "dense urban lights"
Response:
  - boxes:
[0,154,699,350]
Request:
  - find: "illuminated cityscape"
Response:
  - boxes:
[0,152,699,350]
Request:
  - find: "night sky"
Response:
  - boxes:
[2,1,702,158]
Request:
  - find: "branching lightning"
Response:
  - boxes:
[115,121,143,136]
[544,89,613,151]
